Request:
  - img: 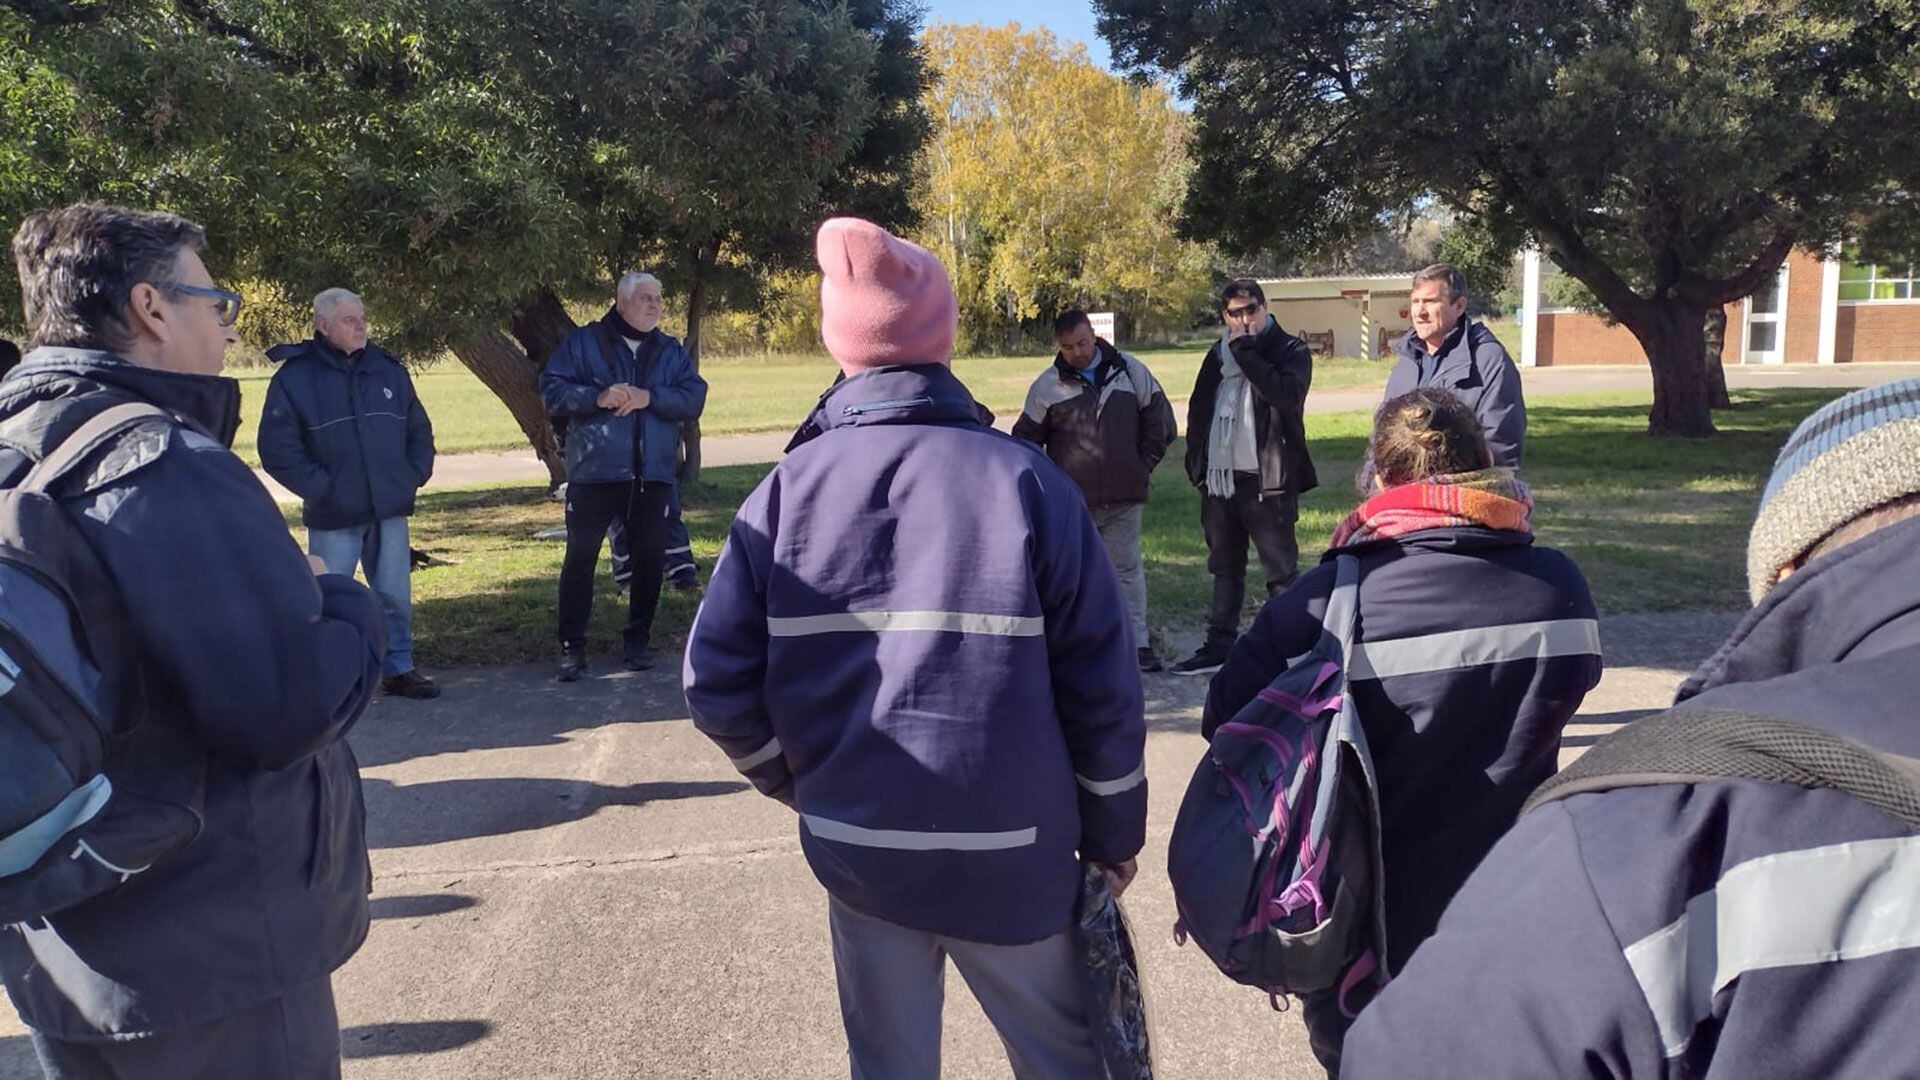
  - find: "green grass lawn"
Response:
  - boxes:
[230,344,1395,466]
[386,386,1840,669]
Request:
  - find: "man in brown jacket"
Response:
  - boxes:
[1014,308,1178,672]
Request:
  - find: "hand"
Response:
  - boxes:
[595,385,634,411]
[307,554,331,576]
[614,386,652,416]
[1093,858,1138,899]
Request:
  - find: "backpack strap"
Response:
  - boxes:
[1321,555,1362,666]
[1525,707,1920,830]
[19,402,172,495]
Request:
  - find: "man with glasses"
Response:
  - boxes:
[0,202,385,1078]
[260,287,440,699]
[1170,279,1318,675]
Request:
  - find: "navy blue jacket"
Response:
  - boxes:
[0,349,385,1039]
[258,337,434,530]
[683,364,1147,945]
[1345,514,1920,1079]
[1385,319,1526,470]
[1204,525,1601,974]
[539,312,708,485]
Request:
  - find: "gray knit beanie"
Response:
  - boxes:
[1749,378,1920,602]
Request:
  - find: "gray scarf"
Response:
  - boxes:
[1205,320,1263,497]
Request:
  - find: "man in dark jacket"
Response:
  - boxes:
[1013,307,1178,672]
[1344,380,1920,1079]
[539,272,708,680]
[1172,279,1318,675]
[260,287,439,699]
[1379,263,1525,470]
[685,218,1145,1076]
[0,203,385,1079]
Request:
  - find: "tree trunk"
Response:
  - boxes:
[1620,298,1716,436]
[1702,306,1732,410]
[448,327,567,488]
[679,245,713,483]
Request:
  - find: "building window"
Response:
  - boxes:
[1839,248,1918,302]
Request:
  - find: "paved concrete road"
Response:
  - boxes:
[250,362,1920,503]
[0,612,1736,1078]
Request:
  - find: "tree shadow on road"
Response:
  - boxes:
[349,665,698,769]
[370,893,480,919]
[341,1020,491,1059]
[362,777,746,848]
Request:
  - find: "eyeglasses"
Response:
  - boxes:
[158,282,244,327]
[1224,302,1264,319]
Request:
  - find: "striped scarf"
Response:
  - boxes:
[1331,469,1533,548]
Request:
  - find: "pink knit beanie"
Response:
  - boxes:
[816,217,957,371]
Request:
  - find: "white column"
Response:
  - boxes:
[1520,247,1542,367]
[1816,257,1840,365]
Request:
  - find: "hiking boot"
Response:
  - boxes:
[557,644,589,683]
[624,645,655,672]
[1137,646,1165,674]
[668,568,699,592]
[381,669,442,700]
[1169,646,1229,676]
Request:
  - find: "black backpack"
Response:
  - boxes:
[1526,707,1920,828]
[0,400,205,924]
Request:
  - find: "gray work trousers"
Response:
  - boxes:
[828,897,1102,1079]
[1089,502,1148,648]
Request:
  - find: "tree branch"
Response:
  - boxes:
[2,0,102,24]
[1680,228,1799,308]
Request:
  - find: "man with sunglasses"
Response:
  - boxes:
[260,287,440,699]
[1171,279,1318,676]
[0,202,385,1078]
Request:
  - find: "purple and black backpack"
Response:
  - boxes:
[1166,555,1389,1012]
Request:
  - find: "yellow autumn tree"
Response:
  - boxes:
[917,22,1214,352]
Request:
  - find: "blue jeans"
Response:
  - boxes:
[309,517,414,677]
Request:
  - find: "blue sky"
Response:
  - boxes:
[920,0,1117,70]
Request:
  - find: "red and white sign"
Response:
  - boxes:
[1090,311,1117,343]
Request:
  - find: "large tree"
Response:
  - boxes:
[917,22,1213,352]
[1096,0,1920,435]
[1,0,926,480]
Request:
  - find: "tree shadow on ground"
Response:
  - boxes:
[341,1020,491,1059]
[369,893,479,920]
[362,777,745,849]
[349,660,697,769]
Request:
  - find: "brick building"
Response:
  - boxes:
[1521,247,1920,367]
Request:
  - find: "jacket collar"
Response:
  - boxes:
[788,364,985,449]
[1325,522,1535,560]
[1400,316,1472,365]
[1678,514,1920,702]
[266,335,396,373]
[2,347,242,446]
[1052,338,1123,387]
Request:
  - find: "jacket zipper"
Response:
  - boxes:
[843,396,934,417]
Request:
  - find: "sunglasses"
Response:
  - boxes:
[159,282,244,326]
[1224,301,1264,319]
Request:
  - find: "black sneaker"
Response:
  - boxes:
[382,669,442,699]
[557,645,589,683]
[1137,646,1165,674]
[624,645,655,672]
[1169,647,1228,676]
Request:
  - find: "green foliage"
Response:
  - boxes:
[0,0,927,358]
[915,22,1215,352]
[1097,0,1920,430]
